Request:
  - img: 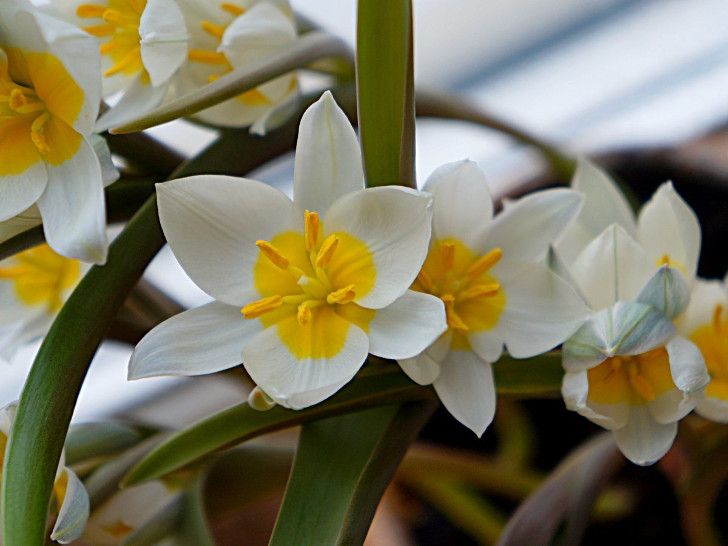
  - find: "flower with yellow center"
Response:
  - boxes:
[54,0,188,131]
[0,244,86,360]
[128,91,447,409]
[0,0,109,263]
[397,160,588,436]
[0,402,89,543]
[173,0,298,133]
[562,224,708,465]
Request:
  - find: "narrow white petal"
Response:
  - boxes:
[638,182,701,282]
[221,3,296,68]
[156,175,297,306]
[433,351,496,437]
[398,351,441,385]
[648,388,703,425]
[678,278,725,336]
[139,0,188,87]
[323,187,432,309]
[0,312,53,362]
[0,206,42,245]
[493,258,588,358]
[38,138,108,264]
[665,335,709,393]
[562,370,589,411]
[0,163,47,222]
[581,400,630,431]
[95,78,170,133]
[87,134,119,187]
[422,160,493,249]
[293,91,363,215]
[368,290,447,360]
[636,266,690,320]
[128,302,258,379]
[486,188,583,259]
[696,396,728,423]
[241,319,369,409]
[469,330,504,363]
[51,468,89,544]
[613,407,677,466]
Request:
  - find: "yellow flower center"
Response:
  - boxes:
[0,48,83,174]
[587,347,675,406]
[656,253,686,275]
[690,304,728,401]
[0,244,81,313]
[77,0,149,81]
[411,238,506,350]
[243,210,376,359]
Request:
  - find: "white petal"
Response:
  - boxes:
[678,278,726,336]
[241,318,369,409]
[561,370,589,411]
[0,206,42,244]
[613,407,677,466]
[469,330,504,363]
[293,91,363,215]
[139,0,188,87]
[493,258,588,358]
[323,186,432,309]
[571,159,637,238]
[249,84,300,135]
[433,350,496,437]
[0,162,47,222]
[696,396,728,423]
[570,224,654,309]
[128,302,258,379]
[51,468,89,544]
[647,388,702,425]
[398,351,441,385]
[635,266,690,320]
[422,160,493,249]
[368,290,447,360]
[562,370,629,430]
[156,175,297,306]
[0,312,53,362]
[95,78,170,133]
[665,335,709,393]
[485,188,583,260]
[87,134,119,187]
[38,138,107,264]
[638,182,701,282]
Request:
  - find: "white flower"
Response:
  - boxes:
[397,160,588,436]
[676,276,728,422]
[0,244,87,360]
[173,0,298,133]
[0,402,89,543]
[0,0,109,263]
[128,91,447,409]
[562,224,709,465]
[53,0,189,131]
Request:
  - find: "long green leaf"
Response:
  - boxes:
[112,32,353,134]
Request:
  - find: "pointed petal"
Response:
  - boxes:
[241,312,369,409]
[0,162,47,222]
[433,351,496,437]
[486,188,583,259]
[636,265,690,320]
[638,182,700,282]
[696,396,728,423]
[38,138,107,264]
[665,335,709,393]
[96,78,169,133]
[156,175,297,306]
[398,351,441,385]
[422,160,493,249]
[613,407,677,466]
[293,91,363,215]
[139,0,188,87]
[323,186,432,309]
[368,290,447,360]
[493,258,588,358]
[128,302,258,379]
[51,468,89,544]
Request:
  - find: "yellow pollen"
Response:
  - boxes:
[256,240,289,269]
[327,284,356,305]
[457,282,500,302]
[220,2,245,16]
[466,247,503,280]
[241,295,282,319]
[304,210,320,252]
[8,88,26,110]
[441,242,456,270]
[201,21,226,40]
[441,294,470,333]
[316,235,339,269]
[31,131,50,156]
[82,24,115,37]
[188,49,228,65]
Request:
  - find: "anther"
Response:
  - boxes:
[76,4,106,18]
[304,210,320,252]
[659,254,671,266]
[220,2,245,16]
[316,235,339,269]
[201,21,226,39]
[714,304,724,331]
[256,240,289,269]
[82,24,115,37]
[101,9,127,26]
[466,247,503,280]
[327,285,356,305]
[8,89,26,110]
[457,282,500,302]
[441,242,455,270]
[188,50,228,65]
[297,303,312,326]
[241,295,282,319]
[416,270,436,294]
[441,294,469,333]
[104,49,139,77]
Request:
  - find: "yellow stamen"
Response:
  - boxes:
[441,294,469,333]
[416,270,436,294]
[457,282,500,302]
[304,210,319,252]
[31,112,50,133]
[201,21,226,40]
[76,4,107,18]
[466,247,503,280]
[104,48,140,77]
[100,41,118,55]
[658,254,670,266]
[30,130,50,155]
[327,284,356,305]
[281,294,308,305]
[188,49,228,65]
[14,102,45,115]
[297,303,312,326]
[441,242,455,270]
[8,89,26,110]
[714,304,724,331]
[101,9,127,26]
[256,240,289,269]
[241,295,282,319]
[82,24,115,37]
[221,2,245,16]
[628,363,656,401]
[316,235,339,269]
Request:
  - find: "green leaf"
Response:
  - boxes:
[111,32,353,134]
[356,0,414,188]
[269,401,437,545]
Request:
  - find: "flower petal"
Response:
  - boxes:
[647,388,702,425]
[613,407,677,466]
[128,301,258,379]
[0,162,47,222]
[323,186,432,309]
[37,137,107,264]
[636,265,690,320]
[0,312,53,362]
[485,188,583,260]
[433,350,496,437]
[696,396,728,423]
[156,175,297,306]
[139,0,188,87]
[293,91,363,215]
[638,182,700,282]
[87,134,119,187]
[241,312,369,409]
[665,335,709,393]
[562,371,629,430]
[95,78,170,133]
[368,290,446,360]
[493,258,588,358]
[678,278,725,336]
[50,467,89,544]
[422,160,493,249]
[398,351,441,385]
[469,330,504,363]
